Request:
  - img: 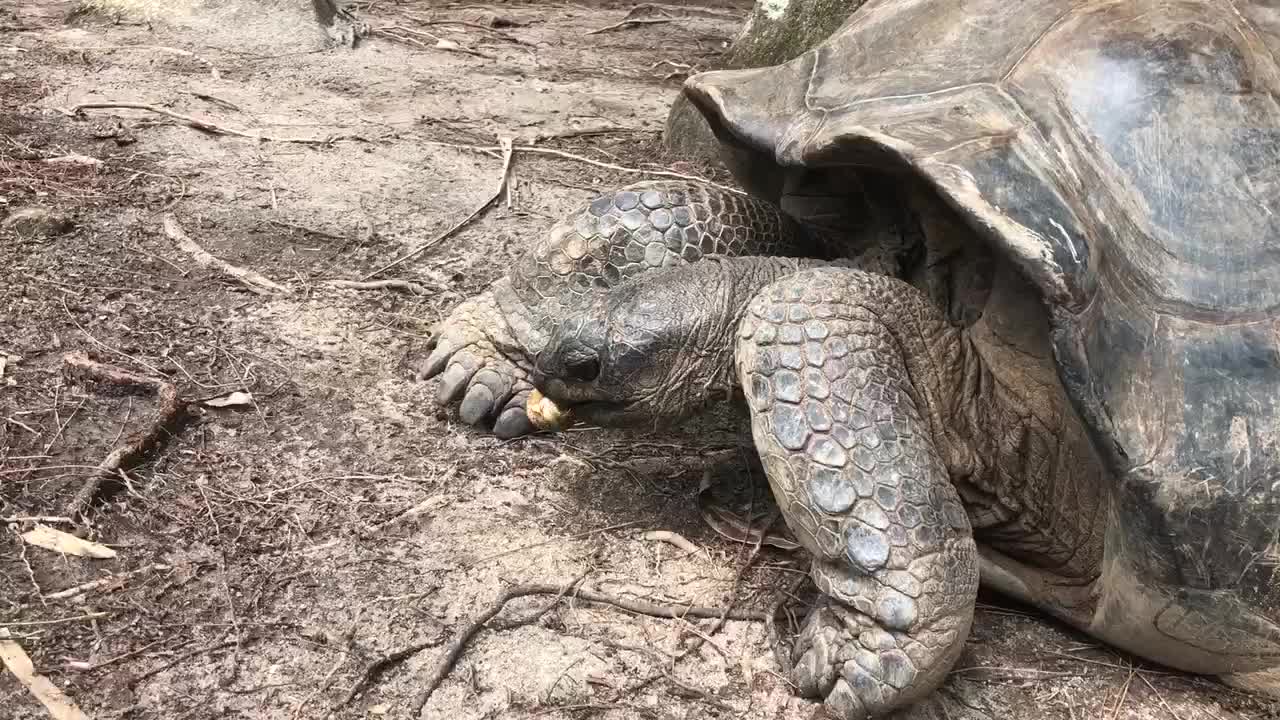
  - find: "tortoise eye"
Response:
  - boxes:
[566,355,601,383]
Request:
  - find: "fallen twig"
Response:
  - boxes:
[409,577,778,714]
[0,612,109,627]
[328,279,429,295]
[42,563,172,602]
[60,353,188,519]
[68,102,359,145]
[425,139,744,195]
[186,90,242,113]
[364,136,514,279]
[163,214,292,296]
[128,636,246,686]
[399,16,534,46]
[2,515,74,525]
[374,26,496,58]
[587,17,672,35]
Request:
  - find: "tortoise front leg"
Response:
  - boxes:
[734,267,978,718]
[420,181,814,437]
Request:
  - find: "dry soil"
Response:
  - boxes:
[1,2,1277,719]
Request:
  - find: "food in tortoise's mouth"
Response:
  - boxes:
[526,387,575,432]
[526,388,634,431]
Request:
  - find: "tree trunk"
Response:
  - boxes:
[663,0,865,163]
[311,0,366,47]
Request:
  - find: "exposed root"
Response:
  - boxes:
[163,214,292,296]
[333,634,445,713]
[59,352,189,519]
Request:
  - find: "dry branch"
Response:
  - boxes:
[60,353,188,519]
[398,15,534,46]
[363,137,514,279]
[587,17,672,35]
[425,139,744,195]
[328,279,429,295]
[69,102,359,145]
[374,26,496,59]
[2,515,74,525]
[163,215,292,296]
[43,563,172,602]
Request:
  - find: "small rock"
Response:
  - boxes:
[2,207,73,237]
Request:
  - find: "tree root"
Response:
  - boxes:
[60,352,189,519]
[163,215,292,296]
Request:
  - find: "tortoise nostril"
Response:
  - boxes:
[566,355,601,383]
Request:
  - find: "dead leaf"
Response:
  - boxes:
[202,390,253,408]
[21,524,118,559]
[0,630,91,720]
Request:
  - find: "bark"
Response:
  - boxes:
[311,0,366,48]
[663,0,866,162]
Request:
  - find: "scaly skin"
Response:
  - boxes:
[420,181,816,437]
[735,267,978,716]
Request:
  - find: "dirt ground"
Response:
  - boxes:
[0,2,1277,719]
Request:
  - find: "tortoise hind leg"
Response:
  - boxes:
[734,267,979,718]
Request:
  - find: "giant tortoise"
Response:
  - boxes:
[419,0,1280,716]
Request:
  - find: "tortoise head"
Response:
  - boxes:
[528,259,746,430]
[528,257,810,431]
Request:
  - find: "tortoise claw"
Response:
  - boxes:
[493,396,536,439]
[436,359,478,405]
[419,340,455,380]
